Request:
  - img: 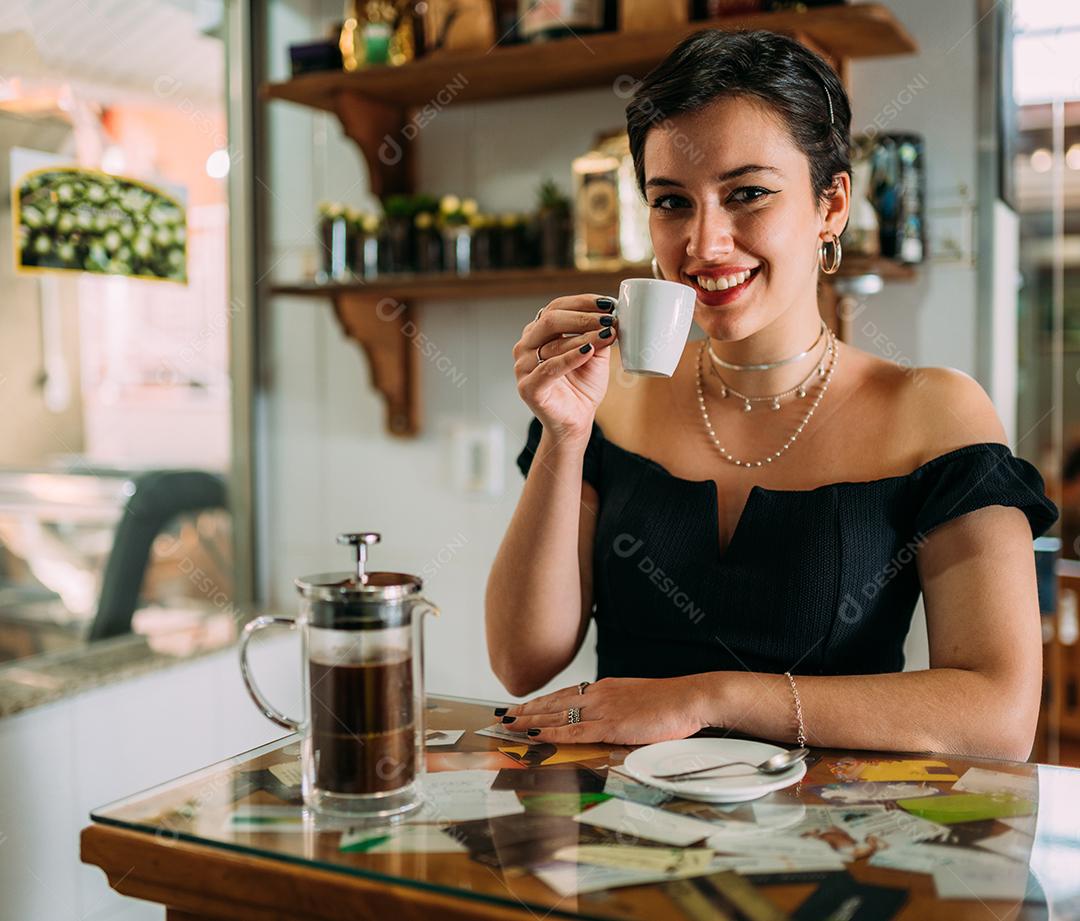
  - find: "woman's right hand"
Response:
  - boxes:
[513,294,618,441]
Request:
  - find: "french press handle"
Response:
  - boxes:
[337,532,380,583]
[239,616,301,731]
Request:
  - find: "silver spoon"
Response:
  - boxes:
[651,747,809,781]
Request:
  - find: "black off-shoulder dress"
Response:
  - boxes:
[516,417,1058,680]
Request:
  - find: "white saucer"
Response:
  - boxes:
[622,739,807,803]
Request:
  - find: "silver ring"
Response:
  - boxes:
[577,681,590,696]
[536,345,546,366]
[567,707,581,724]
[535,305,546,322]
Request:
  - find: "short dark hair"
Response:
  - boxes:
[625,30,851,204]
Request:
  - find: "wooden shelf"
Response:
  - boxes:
[271,257,916,302]
[265,4,916,112]
[271,265,651,301]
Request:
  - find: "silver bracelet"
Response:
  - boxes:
[784,671,807,747]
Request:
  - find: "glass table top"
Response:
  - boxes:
[89,695,1080,920]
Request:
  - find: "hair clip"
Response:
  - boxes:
[823,84,835,126]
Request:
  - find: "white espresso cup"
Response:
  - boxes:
[613,277,697,377]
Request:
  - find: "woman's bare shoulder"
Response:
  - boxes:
[852,347,1008,466]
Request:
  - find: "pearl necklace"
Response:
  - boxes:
[695,328,839,468]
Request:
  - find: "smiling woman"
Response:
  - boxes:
[484,29,1058,761]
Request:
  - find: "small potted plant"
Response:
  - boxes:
[536,178,572,268]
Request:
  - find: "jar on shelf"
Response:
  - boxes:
[389,0,428,65]
[442,223,473,276]
[518,0,613,42]
[382,194,416,273]
[572,148,621,270]
[522,213,543,268]
[439,195,478,276]
[414,210,444,273]
[317,201,350,282]
[469,214,496,272]
[354,212,383,279]
[596,130,652,266]
[340,0,396,69]
[841,136,881,259]
[342,207,360,278]
[494,214,529,271]
[492,0,522,44]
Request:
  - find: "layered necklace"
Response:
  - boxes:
[694,323,839,469]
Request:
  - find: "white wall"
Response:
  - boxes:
[261,0,987,693]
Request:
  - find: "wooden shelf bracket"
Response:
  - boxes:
[332,94,412,198]
[331,293,420,436]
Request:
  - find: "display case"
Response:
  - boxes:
[0,466,233,666]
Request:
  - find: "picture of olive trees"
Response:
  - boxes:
[16,168,187,283]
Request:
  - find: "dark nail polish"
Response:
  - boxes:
[599,315,614,327]
[527,728,542,736]
[579,343,592,353]
[494,707,508,716]
[598,328,613,339]
[501,716,516,724]
[596,297,615,312]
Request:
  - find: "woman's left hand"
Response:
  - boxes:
[499,676,711,745]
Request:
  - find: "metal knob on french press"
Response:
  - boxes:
[239,531,439,820]
[337,531,379,583]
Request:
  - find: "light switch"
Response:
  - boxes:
[448,420,504,495]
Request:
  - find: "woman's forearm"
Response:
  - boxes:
[691,667,1038,761]
[485,428,595,696]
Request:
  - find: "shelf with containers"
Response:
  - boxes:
[263,2,919,436]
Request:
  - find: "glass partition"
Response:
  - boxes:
[0,1,245,670]
[1012,1,1080,761]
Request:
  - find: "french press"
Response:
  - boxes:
[240,532,439,820]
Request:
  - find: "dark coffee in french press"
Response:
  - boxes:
[309,656,415,794]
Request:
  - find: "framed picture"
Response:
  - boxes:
[12,149,188,284]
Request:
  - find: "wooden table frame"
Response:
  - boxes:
[81,823,542,921]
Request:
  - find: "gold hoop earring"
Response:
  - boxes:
[651,257,663,279]
[819,235,842,275]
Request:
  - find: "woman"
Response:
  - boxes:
[484,30,1056,760]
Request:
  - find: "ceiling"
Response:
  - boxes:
[0,0,225,106]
